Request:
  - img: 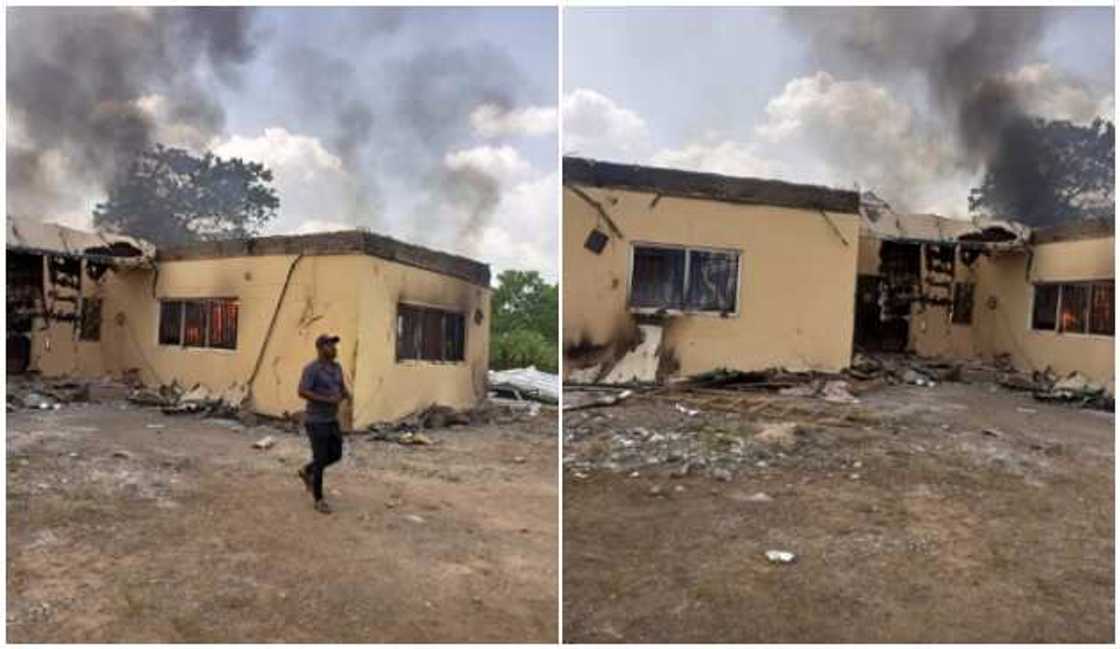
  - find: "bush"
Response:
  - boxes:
[491,329,558,374]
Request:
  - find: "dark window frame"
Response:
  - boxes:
[1031,281,1114,338]
[158,298,240,350]
[396,303,466,363]
[628,242,741,315]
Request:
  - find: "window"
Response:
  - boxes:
[396,304,465,362]
[159,301,183,345]
[1032,284,1060,331]
[630,244,740,313]
[1090,282,1114,335]
[1032,282,1114,337]
[1059,284,1089,333]
[951,282,974,325]
[79,298,102,341]
[158,299,239,349]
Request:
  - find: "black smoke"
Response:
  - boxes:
[784,7,1112,224]
[6,7,261,218]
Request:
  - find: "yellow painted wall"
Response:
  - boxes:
[31,253,491,429]
[563,185,862,379]
[909,245,980,359]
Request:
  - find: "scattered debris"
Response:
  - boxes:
[488,367,559,404]
[674,403,700,417]
[563,389,633,412]
[765,550,796,564]
[754,422,800,450]
[252,436,276,450]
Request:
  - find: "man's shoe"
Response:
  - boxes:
[314,500,332,514]
[297,467,312,494]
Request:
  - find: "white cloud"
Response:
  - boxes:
[751,72,970,215]
[562,88,651,160]
[212,127,363,234]
[651,139,788,180]
[443,144,534,183]
[470,103,557,138]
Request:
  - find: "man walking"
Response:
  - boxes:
[297,334,350,514]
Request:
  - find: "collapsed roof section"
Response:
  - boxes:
[564,157,862,214]
[6,216,156,266]
[858,192,1031,250]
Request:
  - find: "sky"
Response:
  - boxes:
[6,7,559,281]
[563,6,1114,218]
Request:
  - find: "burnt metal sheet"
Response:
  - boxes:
[6,216,155,265]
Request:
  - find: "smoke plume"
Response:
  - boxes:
[6,7,260,220]
[785,7,1111,224]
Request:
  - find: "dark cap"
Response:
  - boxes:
[315,334,340,348]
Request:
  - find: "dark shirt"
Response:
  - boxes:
[299,359,345,424]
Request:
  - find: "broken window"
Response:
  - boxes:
[79,298,102,341]
[1032,282,1114,337]
[159,299,239,349]
[951,282,974,325]
[208,300,239,350]
[183,301,207,347]
[1058,284,1089,334]
[396,304,466,362]
[1089,282,1114,336]
[630,244,739,313]
[686,250,739,312]
[1031,284,1060,331]
[631,246,686,309]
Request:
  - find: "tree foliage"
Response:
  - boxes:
[490,269,558,373]
[968,117,1114,227]
[94,144,280,245]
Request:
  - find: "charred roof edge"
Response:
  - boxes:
[156,230,491,287]
[563,156,861,214]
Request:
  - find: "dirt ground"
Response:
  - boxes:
[7,396,558,642]
[563,382,1114,643]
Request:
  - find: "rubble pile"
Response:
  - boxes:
[366,399,549,443]
[7,376,93,412]
[126,382,250,418]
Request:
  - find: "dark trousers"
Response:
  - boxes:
[304,421,342,501]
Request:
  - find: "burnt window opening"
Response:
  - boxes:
[1032,282,1114,337]
[7,251,45,334]
[1090,282,1114,336]
[630,244,740,314]
[951,282,974,325]
[158,299,239,349]
[396,304,466,362]
[1059,284,1089,334]
[1031,284,1060,331]
[79,298,102,341]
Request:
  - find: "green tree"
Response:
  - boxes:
[490,269,558,373]
[94,144,280,245]
[969,117,1114,227]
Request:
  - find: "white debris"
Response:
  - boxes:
[252,436,276,450]
[674,403,701,417]
[765,550,796,564]
[488,367,559,404]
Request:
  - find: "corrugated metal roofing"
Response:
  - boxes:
[6,216,155,265]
